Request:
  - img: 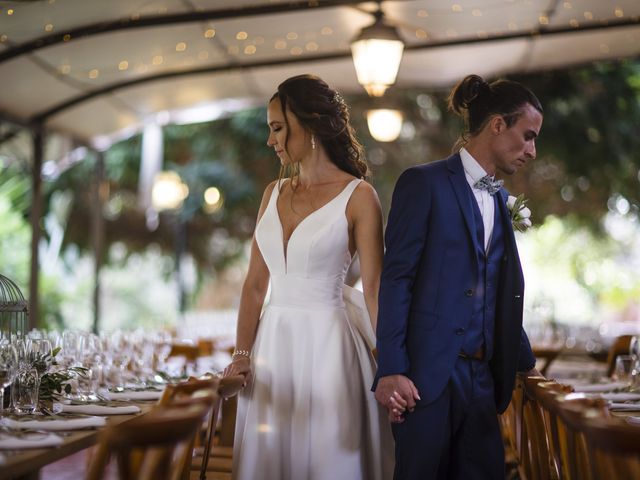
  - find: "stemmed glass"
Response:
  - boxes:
[0,342,18,414]
[28,338,53,377]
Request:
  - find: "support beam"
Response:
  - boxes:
[91,150,106,334]
[28,124,44,331]
[0,0,394,65]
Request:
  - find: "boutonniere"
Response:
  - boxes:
[507,194,532,232]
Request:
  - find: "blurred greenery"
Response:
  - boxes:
[1,58,639,327]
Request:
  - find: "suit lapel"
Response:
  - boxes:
[496,189,524,283]
[447,155,482,253]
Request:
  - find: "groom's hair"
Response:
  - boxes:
[448,74,543,138]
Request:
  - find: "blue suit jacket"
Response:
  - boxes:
[375,154,535,413]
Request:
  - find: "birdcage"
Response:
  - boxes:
[0,273,28,341]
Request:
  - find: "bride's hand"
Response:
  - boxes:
[223,357,252,385]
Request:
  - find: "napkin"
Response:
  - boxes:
[0,432,64,450]
[100,388,164,401]
[572,381,629,393]
[599,392,640,402]
[625,416,640,425]
[608,402,640,411]
[53,403,141,415]
[0,416,106,431]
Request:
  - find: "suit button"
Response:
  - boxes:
[465,289,473,297]
[455,328,465,335]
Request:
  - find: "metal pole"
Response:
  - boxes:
[28,124,44,331]
[175,216,187,315]
[91,151,105,334]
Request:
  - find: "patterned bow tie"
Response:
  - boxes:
[473,175,504,195]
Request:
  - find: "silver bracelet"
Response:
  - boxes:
[232,349,251,359]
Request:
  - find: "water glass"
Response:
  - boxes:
[614,354,635,383]
[630,335,639,360]
[0,343,17,413]
[14,368,39,414]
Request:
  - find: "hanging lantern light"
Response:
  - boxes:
[367,108,403,142]
[350,5,405,97]
[151,171,189,211]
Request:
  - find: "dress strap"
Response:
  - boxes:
[335,178,363,211]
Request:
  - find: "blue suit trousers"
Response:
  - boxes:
[391,357,505,480]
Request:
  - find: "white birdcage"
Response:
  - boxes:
[0,273,28,341]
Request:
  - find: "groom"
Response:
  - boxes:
[374,74,543,479]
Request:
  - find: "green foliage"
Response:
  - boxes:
[35,347,88,402]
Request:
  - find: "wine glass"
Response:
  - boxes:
[28,338,53,378]
[0,342,18,414]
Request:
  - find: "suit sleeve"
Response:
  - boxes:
[517,327,536,372]
[376,167,431,378]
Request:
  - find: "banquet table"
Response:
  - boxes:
[0,402,154,480]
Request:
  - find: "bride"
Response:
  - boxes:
[223,74,394,479]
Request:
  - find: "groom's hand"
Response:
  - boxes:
[375,374,420,422]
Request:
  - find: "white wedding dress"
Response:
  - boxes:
[233,178,394,480]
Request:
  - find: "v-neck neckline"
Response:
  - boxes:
[275,179,357,272]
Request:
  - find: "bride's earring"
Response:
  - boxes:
[311,134,316,150]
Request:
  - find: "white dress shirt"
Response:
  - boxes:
[460,147,494,250]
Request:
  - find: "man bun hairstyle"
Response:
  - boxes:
[448,74,543,147]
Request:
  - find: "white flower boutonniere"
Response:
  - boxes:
[507,194,532,232]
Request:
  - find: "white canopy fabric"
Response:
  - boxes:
[0,0,639,147]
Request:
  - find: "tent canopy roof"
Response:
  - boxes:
[1,0,639,147]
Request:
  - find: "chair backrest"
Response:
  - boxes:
[553,394,610,480]
[194,374,245,479]
[532,380,574,479]
[86,401,212,480]
[605,335,632,377]
[520,376,558,480]
[168,343,201,363]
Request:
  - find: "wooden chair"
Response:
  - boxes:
[190,374,245,479]
[520,376,559,480]
[605,335,633,377]
[533,345,563,376]
[532,380,574,479]
[169,343,201,364]
[500,375,526,479]
[553,394,610,480]
[580,415,640,479]
[86,400,212,480]
[159,377,222,480]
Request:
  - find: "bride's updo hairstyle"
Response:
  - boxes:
[271,74,368,181]
[447,74,543,149]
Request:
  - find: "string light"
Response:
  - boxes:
[89,69,99,79]
[44,23,54,32]
[244,45,256,55]
[305,42,318,51]
[204,29,215,38]
[152,55,163,65]
[176,42,187,51]
[286,32,298,40]
[275,40,287,49]
[320,27,333,35]
[236,31,248,40]
[290,46,303,55]
[118,60,129,71]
